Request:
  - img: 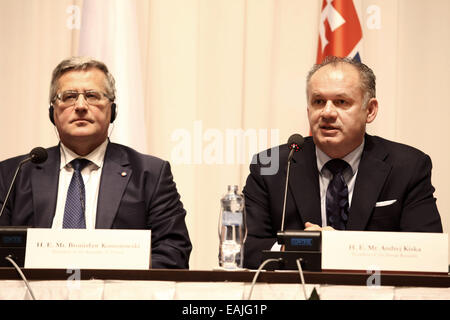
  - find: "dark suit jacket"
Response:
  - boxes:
[0,142,192,269]
[243,134,443,269]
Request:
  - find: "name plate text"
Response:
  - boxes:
[25,229,151,270]
[322,231,448,273]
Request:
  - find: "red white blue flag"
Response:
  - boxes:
[316,0,363,63]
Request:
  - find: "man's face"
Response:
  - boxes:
[53,68,112,153]
[307,63,377,158]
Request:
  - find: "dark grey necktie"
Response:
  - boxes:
[63,158,90,229]
[325,159,351,230]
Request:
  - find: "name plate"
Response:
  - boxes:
[322,231,448,273]
[25,229,151,270]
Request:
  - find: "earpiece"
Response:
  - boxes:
[110,103,116,123]
[48,103,117,125]
[49,105,55,125]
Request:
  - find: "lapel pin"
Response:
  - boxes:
[121,172,127,177]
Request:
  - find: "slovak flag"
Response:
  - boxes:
[316,0,363,63]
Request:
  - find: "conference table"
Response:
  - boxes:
[0,268,448,300]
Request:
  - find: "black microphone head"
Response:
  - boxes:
[287,134,304,152]
[29,147,48,164]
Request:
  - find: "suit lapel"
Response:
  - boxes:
[95,143,132,229]
[288,139,322,226]
[347,135,391,230]
[31,146,60,227]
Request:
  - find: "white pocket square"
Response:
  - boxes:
[375,200,397,207]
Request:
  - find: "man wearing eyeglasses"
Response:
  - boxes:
[0,57,192,269]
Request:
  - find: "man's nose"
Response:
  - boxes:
[74,94,88,109]
[321,100,337,118]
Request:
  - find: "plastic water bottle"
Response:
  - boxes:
[218,185,247,269]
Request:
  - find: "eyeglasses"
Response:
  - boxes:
[54,90,112,107]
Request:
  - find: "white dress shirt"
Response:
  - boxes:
[51,139,108,230]
[316,140,364,227]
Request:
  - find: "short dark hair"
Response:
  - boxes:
[49,56,116,103]
[306,56,376,107]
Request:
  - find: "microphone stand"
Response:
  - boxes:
[0,157,31,218]
[280,148,295,232]
[261,136,321,271]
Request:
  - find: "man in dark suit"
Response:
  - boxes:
[0,57,191,269]
[243,56,443,269]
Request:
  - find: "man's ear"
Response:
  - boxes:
[366,98,378,124]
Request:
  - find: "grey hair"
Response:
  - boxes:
[49,56,116,103]
[306,56,376,108]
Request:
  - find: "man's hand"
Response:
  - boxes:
[304,222,335,231]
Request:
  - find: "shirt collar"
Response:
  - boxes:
[316,139,365,176]
[60,139,108,170]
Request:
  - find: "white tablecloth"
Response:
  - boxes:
[1,280,449,300]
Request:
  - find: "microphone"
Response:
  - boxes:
[287,133,304,162]
[0,147,48,218]
[261,134,322,271]
[281,134,304,232]
[29,147,48,164]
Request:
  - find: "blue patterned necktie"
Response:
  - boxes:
[325,159,352,230]
[63,158,90,229]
